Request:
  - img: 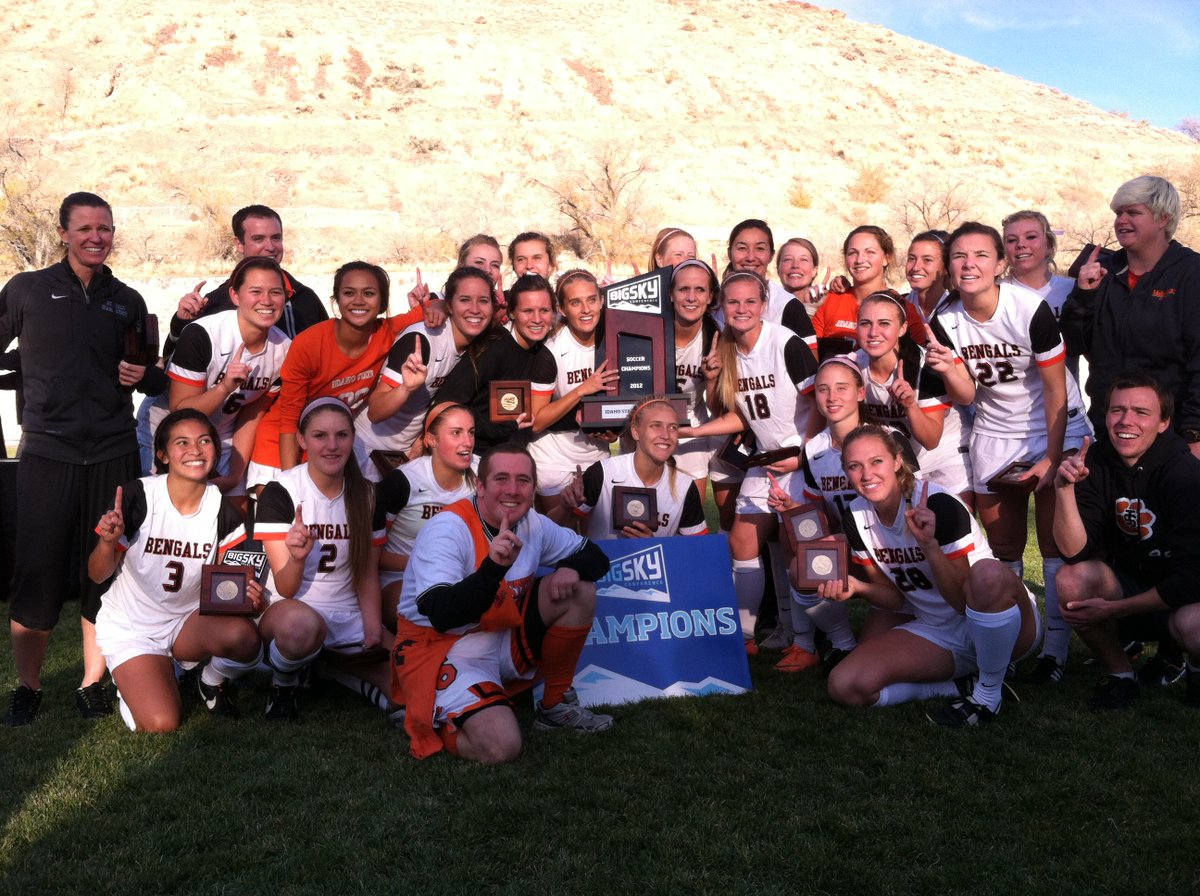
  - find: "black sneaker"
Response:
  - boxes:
[177,666,201,701]
[198,678,241,719]
[76,682,113,719]
[927,697,996,728]
[955,673,1020,705]
[1137,655,1185,688]
[5,685,43,727]
[1185,669,1200,708]
[1027,656,1066,685]
[265,684,299,722]
[1088,674,1139,710]
[821,647,852,677]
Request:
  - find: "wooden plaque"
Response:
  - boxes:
[717,430,759,471]
[744,445,802,469]
[986,460,1037,493]
[370,449,409,477]
[199,564,256,616]
[794,536,848,591]
[489,380,530,422]
[780,502,831,553]
[122,313,160,366]
[612,485,659,531]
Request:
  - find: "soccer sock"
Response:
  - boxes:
[732,557,766,638]
[539,624,590,708]
[267,641,321,688]
[207,645,263,685]
[967,603,1022,712]
[319,665,390,711]
[1000,558,1024,582]
[117,694,137,732]
[767,542,792,634]
[806,598,857,651]
[874,680,958,706]
[1040,557,1070,662]
[787,590,818,653]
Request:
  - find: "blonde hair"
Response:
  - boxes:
[841,424,917,502]
[713,271,768,414]
[622,395,681,499]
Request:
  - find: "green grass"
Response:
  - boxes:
[2,513,1199,895]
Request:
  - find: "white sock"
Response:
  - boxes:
[267,641,321,688]
[967,604,1022,712]
[874,679,958,706]
[207,645,263,685]
[788,590,818,652]
[733,557,765,638]
[320,665,390,711]
[1040,557,1070,662]
[1001,558,1024,582]
[117,694,136,731]
[767,542,792,634]
[807,599,857,651]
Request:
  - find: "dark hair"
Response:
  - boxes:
[944,222,1003,269]
[153,408,221,475]
[332,261,391,315]
[231,205,281,241]
[912,229,949,247]
[457,233,502,268]
[841,423,917,501]
[229,256,285,293]
[444,266,496,303]
[727,219,775,259]
[58,192,111,230]
[842,225,895,260]
[507,231,556,268]
[509,272,553,310]
[478,442,537,485]
[298,401,374,590]
[1108,372,1173,422]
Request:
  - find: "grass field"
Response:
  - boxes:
[2,528,1198,895]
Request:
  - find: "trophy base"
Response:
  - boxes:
[579,394,688,431]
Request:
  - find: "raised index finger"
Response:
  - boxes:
[294,503,304,527]
[193,280,206,295]
[415,266,423,287]
[1088,245,1101,264]
[918,479,929,508]
[1077,435,1091,462]
[114,485,123,512]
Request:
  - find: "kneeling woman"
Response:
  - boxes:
[211,398,388,722]
[824,425,1040,726]
[90,409,263,732]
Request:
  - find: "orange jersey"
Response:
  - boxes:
[251,309,421,468]
[812,290,927,345]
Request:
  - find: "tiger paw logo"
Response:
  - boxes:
[1115,498,1155,539]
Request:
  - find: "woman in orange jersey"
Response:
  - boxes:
[247,262,442,490]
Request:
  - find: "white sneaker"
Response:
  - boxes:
[533,688,614,733]
[758,626,793,651]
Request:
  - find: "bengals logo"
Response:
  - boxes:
[1115,498,1155,539]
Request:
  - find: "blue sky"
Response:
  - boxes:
[834,0,1199,131]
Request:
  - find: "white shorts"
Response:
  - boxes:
[529,432,608,497]
[708,454,746,486]
[918,446,973,497]
[434,629,536,729]
[266,599,366,650]
[898,588,1042,677]
[674,434,718,482]
[970,431,1087,495]
[95,606,193,672]
[735,466,792,516]
[380,569,404,590]
[246,461,282,491]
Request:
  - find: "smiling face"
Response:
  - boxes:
[844,232,888,288]
[671,265,713,326]
[335,270,384,329]
[729,227,772,278]
[464,242,503,283]
[475,450,535,528]
[656,233,697,268]
[512,239,553,278]
[842,434,902,507]
[778,243,816,293]
[948,233,1003,300]
[1112,202,1170,255]
[236,215,284,262]
[58,205,114,275]
[558,277,603,339]
[631,402,680,465]
[1106,386,1169,467]
[856,297,906,360]
[813,363,863,427]
[720,278,766,339]
[510,288,554,347]
[425,408,476,474]
[905,239,945,295]
[232,268,286,331]
[297,407,354,480]
[1003,218,1052,283]
[448,277,494,343]
[157,417,218,482]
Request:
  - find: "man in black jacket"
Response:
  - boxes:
[1,192,165,725]
[1053,373,1200,710]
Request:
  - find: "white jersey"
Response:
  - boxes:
[1002,273,1073,321]
[95,476,246,631]
[574,452,707,540]
[796,429,857,522]
[529,327,609,473]
[673,322,715,428]
[713,282,818,353]
[735,320,819,451]
[255,465,386,612]
[398,500,591,634]
[930,281,1089,438]
[166,310,291,452]
[844,479,993,628]
[377,455,475,560]
[355,322,465,454]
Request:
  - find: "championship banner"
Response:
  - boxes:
[568,534,751,707]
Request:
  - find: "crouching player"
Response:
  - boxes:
[393,443,613,763]
[1053,374,1200,709]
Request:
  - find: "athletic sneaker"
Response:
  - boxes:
[1137,655,1185,688]
[533,687,613,733]
[822,647,852,676]
[758,626,792,651]
[955,674,1021,706]
[176,666,201,701]
[198,678,241,719]
[4,685,42,727]
[744,638,759,658]
[265,684,299,723]
[773,644,820,673]
[76,682,114,719]
[1088,674,1139,711]
[1027,656,1066,685]
[1184,669,1200,708]
[926,697,996,728]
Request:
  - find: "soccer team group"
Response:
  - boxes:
[2,172,1198,762]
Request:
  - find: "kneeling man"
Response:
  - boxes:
[1053,373,1200,709]
[394,443,612,762]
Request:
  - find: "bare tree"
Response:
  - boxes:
[1177,118,1200,142]
[0,137,58,273]
[891,180,975,238]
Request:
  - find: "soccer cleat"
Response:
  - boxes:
[1185,668,1200,708]
[744,637,759,658]
[198,678,241,719]
[4,685,43,727]
[821,647,852,676]
[533,687,613,733]
[773,644,820,673]
[1137,655,1185,688]
[955,674,1020,706]
[1088,674,1139,711]
[926,697,996,728]
[265,684,299,723]
[1027,656,1066,685]
[758,626,792,651]
[76,682,114,719]
[176,666,201,701]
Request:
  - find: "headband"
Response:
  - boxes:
[424,401,467,435]
[817,353,862,376]
[860,290,908,317]
[671,258,716,281]
[300,396,351,423]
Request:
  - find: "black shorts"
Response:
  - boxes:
[1112,568,1173,644]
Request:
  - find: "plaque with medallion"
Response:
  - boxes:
[985,460,1037,494]
[199,564,256,616]
[612,485,659,531]
[779,502,831,553]
[489,380,531,423]
[794,535,848,591]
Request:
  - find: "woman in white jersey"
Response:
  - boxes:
[376,403,477,624]
[926,222,1090,684]
[776,237,827,316]
[528,269,620,516]
[669,260,723,505]
[822,425,1040,726]
[90,409,262,732]
[211,398,388,722]
[167,257,292,507]
[680,271,820,652]
[358,267,494,479]
[903,230,951,333]
[555,396,708,540]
